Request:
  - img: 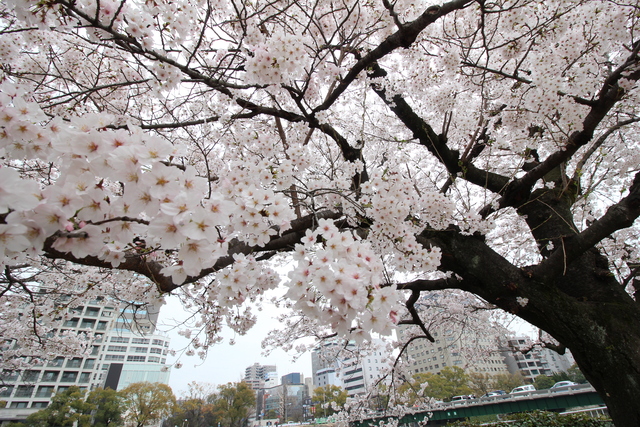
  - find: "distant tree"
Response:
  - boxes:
[468,372,494,396]
[210,382,256,427]
[264,409,278,420]
[85,388,123,427]
[23,386,94,427]
[399,367,473,403]
[312,385,347,417]
[120,382,176,427]
[164,397,216,427]
[163,381,219,427]
[492,373,526,393]
[533,375,555,390]
[550,371,572,383]
[567,364,588,384]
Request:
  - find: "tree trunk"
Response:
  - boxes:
[420,184,640,426]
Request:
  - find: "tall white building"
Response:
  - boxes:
[311,340,390,397]
[501,336,575,382]
[0,297,171,424]
[397,324,511,377]
[244,363,278,390]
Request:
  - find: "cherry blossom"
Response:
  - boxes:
[1,1,640,423]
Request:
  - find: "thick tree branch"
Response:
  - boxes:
[401,289,435,342]
[534,170,640,281]
[42,210,343,293]
[480,43,640,217]
[368,62,510,194]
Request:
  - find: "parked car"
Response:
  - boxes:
[551,380,579,389]
[482,390,506,398]
[510,384,536,394]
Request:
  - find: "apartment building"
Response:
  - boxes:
[501,336,575,382]
[0,298,170,424]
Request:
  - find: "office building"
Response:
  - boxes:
[311,340,390,397]
[0,298,170,424]
[501,336,575,381]
[397,323,511,377]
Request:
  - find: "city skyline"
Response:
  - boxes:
[162,294,539,396]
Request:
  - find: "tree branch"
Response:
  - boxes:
[312,0,474,114]
[534,170,640,281]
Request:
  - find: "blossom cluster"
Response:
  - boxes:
[0,82,298,286]
[244,29,309,85]
[285,219,402,343]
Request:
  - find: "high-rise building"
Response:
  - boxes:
[263,374,309,423]
[244,363,278,390]
[397,324,511,377]
[311,340,390,397]
[501,336,575,382]
[0,298,171,424]
[244,363,278,421]
[281,372,302,385]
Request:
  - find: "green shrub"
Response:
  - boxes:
[447,410,612,426]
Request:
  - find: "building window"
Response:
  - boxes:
[127,356,146,362]
[131,338,150,344]
[42,371,59,382]
[104,355,125,361]
[133,347,148,353]
[63,318,79,327]
[85,307,100,317]
[48,357,64,367]
[0,385,14,397]
[110,336,129,343]
[91,346,100,356]
[150,348,162,354]
[15,385,34,398]
[79,372,91,383]
[10,402,29,409]
[96,321,108,331]
[107,345,127,352]
[152,339,164,346]
[60,372,78,383]
[31,402,49,408]
[22,370,40,382]
[35,386,55,398]
[148,356,160,363]
[84,359,95,369]
[67,358,83,368]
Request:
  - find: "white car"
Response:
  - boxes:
[510,384,536,394]
[551,381,579,389]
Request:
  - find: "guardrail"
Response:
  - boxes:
[413,383,596,412]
